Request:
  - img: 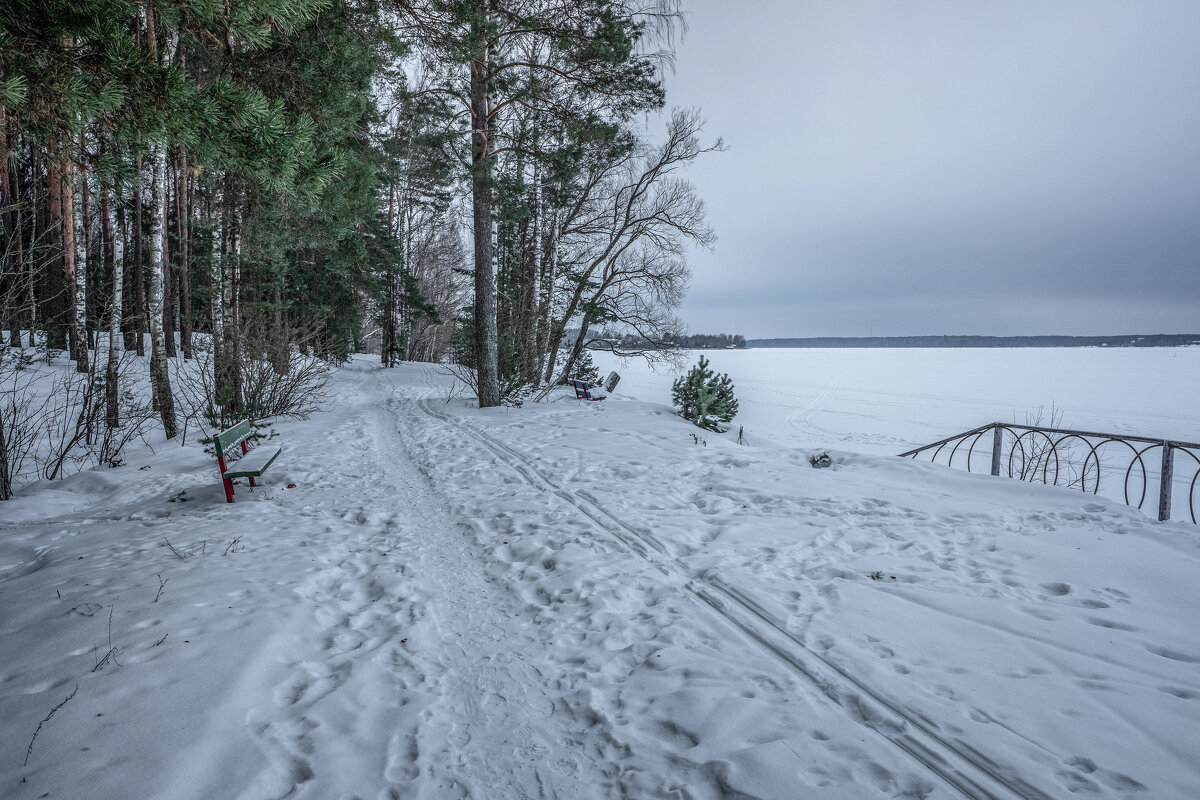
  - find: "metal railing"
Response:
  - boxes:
[899,423,1200,524]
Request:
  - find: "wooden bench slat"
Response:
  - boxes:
[214,419,253,459]
[222,446,282,480]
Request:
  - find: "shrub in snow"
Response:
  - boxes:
[571,349,601,385]
[809,451,832,468]
[1,346,156,497]
[672,355,739,432]
[174,323,330,434]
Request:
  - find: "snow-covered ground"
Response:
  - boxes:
[2,350,1199,799]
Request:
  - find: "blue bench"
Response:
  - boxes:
[570,378,605,401]
[570,371,620,402]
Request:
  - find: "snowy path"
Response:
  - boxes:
[166,369,615,799]
[4,355,1199,800]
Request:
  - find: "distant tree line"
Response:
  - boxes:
[667,333,746,349]
[748,334,1200,349]
[583,329,745,353]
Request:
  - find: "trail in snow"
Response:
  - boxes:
[4,353,1198,800]
[172,367,612,800]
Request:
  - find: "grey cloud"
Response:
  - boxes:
[665,0,1200,337]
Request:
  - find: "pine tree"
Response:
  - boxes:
[391,0,675,407]
[672,355,738,432]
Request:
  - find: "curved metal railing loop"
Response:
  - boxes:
[899,423,1200,525]
[1176,445,1200,524]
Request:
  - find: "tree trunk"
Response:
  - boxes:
[130,152,145,355]
[147,139,176,437]
[62,147,89,371]
[0,401,10,499]
[519,171,540,384]
[271,282,287,375]
[80,135,96,349]
[0,107,12,345]
[106,189,124,428]
[562,317,591,384]
[177,149,192,358]
[216,183,243,417]
[162,154,176,358]
[382,176,396,367]
[535,203,557,380]
[44,140,67,351]
[8,169,25,347]
[24,143,37,347]
[211,180,225,391]
[470,21,500,407]
[99,164,111,340]
[145,13,177,438]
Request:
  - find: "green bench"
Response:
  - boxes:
[214,420,282,503]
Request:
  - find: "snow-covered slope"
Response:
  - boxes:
[2,357,1198,799]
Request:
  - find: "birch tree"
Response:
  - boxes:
[143,8,176,437]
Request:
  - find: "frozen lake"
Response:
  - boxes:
[596,346,1200,456]
[596,346,1200,523]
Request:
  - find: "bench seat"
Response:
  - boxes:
[222,445,282,480]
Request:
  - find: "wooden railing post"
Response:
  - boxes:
[990,424,1002,477]
[1159,442,1174,522]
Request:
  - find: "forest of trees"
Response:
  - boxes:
[584,330,744,352]
[667,333,745,349]
[0,0,720,454]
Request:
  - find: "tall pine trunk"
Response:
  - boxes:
[44,140,67,351]
[0,109,18,346]
[470,19,500,407]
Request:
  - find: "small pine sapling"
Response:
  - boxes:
[672,356,739,432]
[572,349,601,385]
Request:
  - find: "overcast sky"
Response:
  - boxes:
[662,0,1200,338]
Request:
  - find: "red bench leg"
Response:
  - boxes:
[240,440,257,488]
[218,455,235,503]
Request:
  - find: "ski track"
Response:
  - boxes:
[412,388,1057,800]
[783,378,845,432]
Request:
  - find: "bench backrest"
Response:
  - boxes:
[214,420,252,460]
